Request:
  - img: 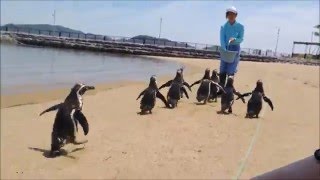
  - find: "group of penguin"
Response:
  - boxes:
[39,68,274,157]
[137,67,274,116]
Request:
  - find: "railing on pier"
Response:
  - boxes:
[1,26,274,57]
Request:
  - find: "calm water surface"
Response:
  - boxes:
[1,44,180,95]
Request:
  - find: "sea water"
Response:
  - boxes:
[1,44,181,94]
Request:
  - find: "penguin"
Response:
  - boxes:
[159,68,192,98]
[236,80,274,118]
[39,83,95,157]
[190,68,211,87]
[190,69,225,104]
[219,77,245,114]
[209,69,221,102]
[136,75,170,114]
[178,67,191,89]
[178,67,192,98]
[159,69,189,108]
[211,69,220,84]
[191,69,223,103]
[166,81,189,108]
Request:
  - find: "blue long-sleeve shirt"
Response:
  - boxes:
[220,21,244,50]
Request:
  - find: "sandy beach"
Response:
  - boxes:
[1,56,319,179]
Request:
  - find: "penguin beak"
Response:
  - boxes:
[77,85,95,96]
[85,86,95,90]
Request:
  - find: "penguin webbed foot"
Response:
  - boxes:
[50,150,62,157]
[245,112,257,119]
[138,110,148,115]
[49,148,69,157]
[217,110,228,115]
[217,108,228,114]
[165,104,171,109]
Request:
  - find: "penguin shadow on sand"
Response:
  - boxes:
[28,146,85,159]
[136,111,152,116]
[216,110,240,117]
[193,100,218,106]
[137,105,171,115]
[193,102,206,106]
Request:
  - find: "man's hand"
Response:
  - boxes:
[229,37,236,44]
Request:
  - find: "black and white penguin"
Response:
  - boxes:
[236,80,274,118]
[159,69,189,108]
[209,69,221,102]
[219,77,245,114]
[159,68,192,98]
[178,67,192,91]
[190,68,211,87]
[136,76,170,114]
[39,83,95,157]
[211,69,220,84]
[167,81,189,108]
[190,69,224,104]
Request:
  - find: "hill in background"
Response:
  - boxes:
[1,24,84,34]
[1,24,199,48]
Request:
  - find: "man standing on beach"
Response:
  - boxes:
[219,6,244,86]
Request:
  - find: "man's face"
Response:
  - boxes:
[227,12,237,22]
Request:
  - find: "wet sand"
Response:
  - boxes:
[1,56,319,179]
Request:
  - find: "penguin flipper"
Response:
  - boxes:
[234,91,246,103]
[156,91,170,108]
[181,87,189,99]
[39,103,63,116]
[183,82,192,91]
[236,92,252,100]
[190,80,201,88]
[210,81,225,94]
[263,96,274,111]
[159,80,173,90]
[136,89,146,100]
[74,110,89,135]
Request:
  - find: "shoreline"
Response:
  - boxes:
[1,80,141,109]
[0,55,201,109]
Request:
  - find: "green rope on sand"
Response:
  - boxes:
[233,113,263,180]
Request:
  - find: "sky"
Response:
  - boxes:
[1,0,319,54]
